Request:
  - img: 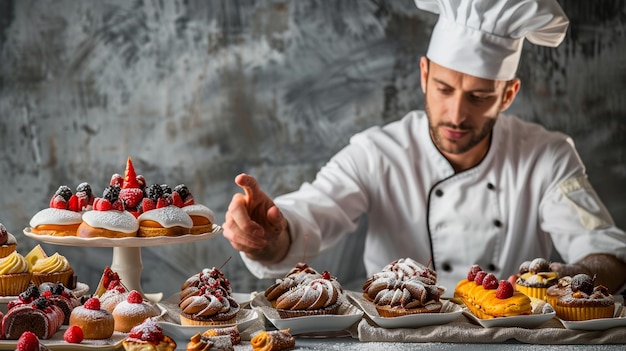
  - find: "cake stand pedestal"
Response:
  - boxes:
[23,226,222,301]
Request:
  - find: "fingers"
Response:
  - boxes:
[235,173,262,204]
[223,193,266,252]
[266,205,286,235]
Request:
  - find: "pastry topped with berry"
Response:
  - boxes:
[116,157,146,218]
[264,262,323,303]
[515,258,559,300]
[122,317,177,351]
[112,290,159,332]
[94,266,130,312]
[553,273,615,321]
[174,184,215,234]
[136,184,193,237]
[179,267,240,326]
[0,222,17,258]
[77,185,139,238]
[29,184,92,236]
[69,296,115,339]
[455,265,532,319]
[274,270,343,318]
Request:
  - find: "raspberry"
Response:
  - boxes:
[496,280,514,299]
[474,271,488,285]
[110,173,123,187]
[111,200,124,211]
[321,271,331,280]
[482,273,499,289]
[119,188,144,209]
[83,297,101,310]
[467,265,483,282]
[16,331,40,351]
[64,325,84,343]
[75,191,90,210]
[50,195,68,209]
[127,290,143,304]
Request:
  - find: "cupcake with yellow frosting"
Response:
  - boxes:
[0,251,32,295]
[30,252,74,287]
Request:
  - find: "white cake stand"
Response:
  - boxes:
[23,225,222,301]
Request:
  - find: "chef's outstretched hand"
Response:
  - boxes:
[223,173,290,263]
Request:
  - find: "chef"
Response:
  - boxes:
[223,0,626,294]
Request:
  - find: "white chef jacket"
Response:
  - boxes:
[241,111,626,294]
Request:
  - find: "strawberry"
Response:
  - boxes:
[16,331,39,351]
[482,273,499,290]
[50,195,67,209]
[141,198,156,212]
[467,264,482,282]
[94,198,112,211]
[83,297,101,310]
[156,197,169,209]
[474,271,488,285]
[64,325,84,344]
[67,194,80,212]
[170,191,183,208]
[110,173,123,187]
[496,280,515,299]
[127,290,143,304]
[111,200,124,211]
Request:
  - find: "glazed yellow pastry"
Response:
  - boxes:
[250,329,295,351]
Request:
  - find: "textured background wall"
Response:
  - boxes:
[0,0,625,298]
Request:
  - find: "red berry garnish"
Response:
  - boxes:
[64,325,84,343]
[183,194,195,206]
[474,271,488,285]
[110,173,123,187]
[111,200,124,211]
[16,331,39,351]
[156,197,169,209]
[495,280,514,299]
[169,191,183,208]
[119,188,144,209]
[94,198,112,211]
[50,195,67,209]
[467,264,482,282]
[141,198,156,212]
[83,297,101,310]
[321,271,331,280]
[75,191,90,210]
[127,290,143,304]
[67,194,80,212]
[482,273,499,290]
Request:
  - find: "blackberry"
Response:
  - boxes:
[160,184,172,195]
[52,283,66,295]
[103,185,121,203]
[76,182,93,199]
[33,296,50,310]
[19,284,40,300]
[54,185,73,201]
[174,184,190,201]
[145,184,163,202]
[571,274,594,295]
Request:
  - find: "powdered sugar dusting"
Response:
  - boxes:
[137,206,193,228]
[113,300,158,318]
[29,208,82,227]
[182,204,215,222]
[82,210,139,233]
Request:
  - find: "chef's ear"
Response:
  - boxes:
[499,77,521,112]
[420,56,429,94]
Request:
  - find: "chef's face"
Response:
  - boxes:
[420,57,520,157]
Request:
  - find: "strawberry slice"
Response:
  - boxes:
[141,198,155,212]
[156,197,169,209]
[67,194,80,212]
[170,191,183,208]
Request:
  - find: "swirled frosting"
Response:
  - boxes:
[179,290,238,318]
[31,252,71,273]
[366,277,442,309]
[379,258,438,284]
[0,251,29,274]
[275,278,340,311]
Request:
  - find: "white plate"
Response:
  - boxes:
[23,225,222,247]
[346,290,462,329]
[157,309,259,340]
[0,282,90,303]
[0,326,125,350]
[558,304,626,331]
[462,304,556,328]
[250,293,363,335]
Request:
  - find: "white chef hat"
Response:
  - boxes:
[415,0,569,81]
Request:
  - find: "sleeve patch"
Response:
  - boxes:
[558,175,610,230]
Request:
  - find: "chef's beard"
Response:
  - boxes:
[425,99,497,155]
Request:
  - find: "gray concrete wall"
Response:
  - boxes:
[0,0,624,298]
